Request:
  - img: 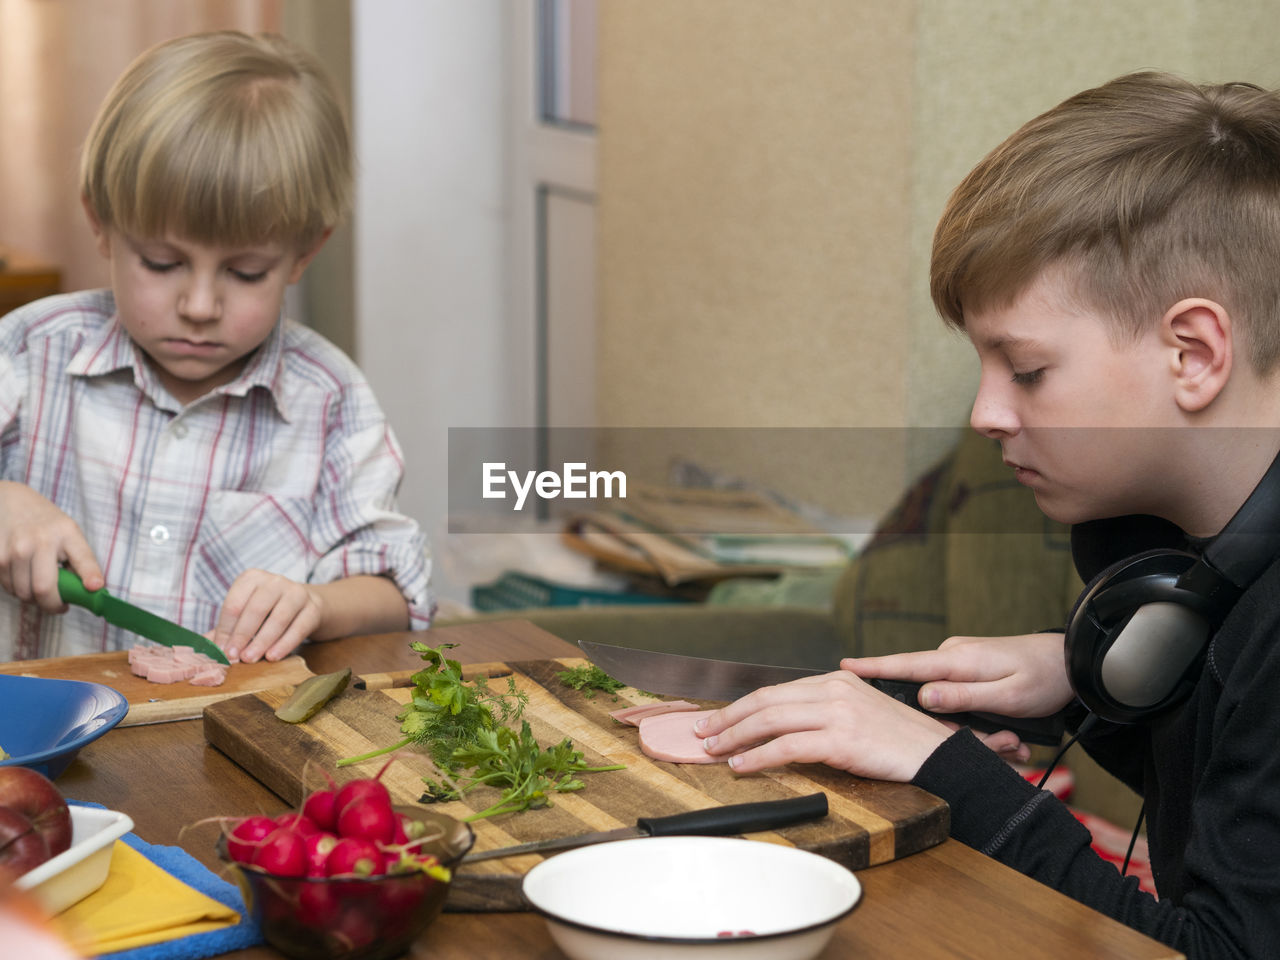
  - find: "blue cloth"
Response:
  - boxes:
[68,802,263,960]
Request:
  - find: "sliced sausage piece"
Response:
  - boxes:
[126,641,230,685]
[638,709,726,764]
[189,664,229,687]
[609,700,701,727]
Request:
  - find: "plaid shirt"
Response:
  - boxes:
[0,290,432,659]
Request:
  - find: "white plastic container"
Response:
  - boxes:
[15,806,134,915]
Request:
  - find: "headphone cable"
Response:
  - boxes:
[1031,716,1149,888]
[1122,801,1147,878]
[1036,713,1099,791]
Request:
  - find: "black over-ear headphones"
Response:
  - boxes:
[1065,448,1280,723]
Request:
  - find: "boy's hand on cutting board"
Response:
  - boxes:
[696,670,954,781]
[0,481,104,612]
[214,568,322,663]
[843,633,1075,720]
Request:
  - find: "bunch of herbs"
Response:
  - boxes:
[338,642,623,821]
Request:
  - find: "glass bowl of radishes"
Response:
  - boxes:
[216,771,474,960]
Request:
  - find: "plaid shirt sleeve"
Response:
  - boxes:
[307,380,434,629]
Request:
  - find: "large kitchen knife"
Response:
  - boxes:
[58,568,231,665]
[579,639,1064,746]
[463,792,828,862]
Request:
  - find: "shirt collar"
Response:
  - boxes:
[66,310,292,421]
[221,317,292,421]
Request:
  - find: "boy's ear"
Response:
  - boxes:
[287,228,334,284]
[80,194,112,259]
[1161,298,1232,412]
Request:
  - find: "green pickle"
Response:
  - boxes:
[274,667,352,723]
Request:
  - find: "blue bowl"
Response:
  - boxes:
[0,675,128,779]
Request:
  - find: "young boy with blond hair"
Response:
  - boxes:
[699,72,1280,956]
[0,32,431,662]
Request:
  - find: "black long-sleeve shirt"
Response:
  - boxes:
[911,518,1280,958]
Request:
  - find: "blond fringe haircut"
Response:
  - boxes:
[81,31,351,251]
[931,72,1280,373]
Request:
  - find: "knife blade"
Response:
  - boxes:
[578,639,1064,746]
[58,569,231,666]
[462,792,828,862]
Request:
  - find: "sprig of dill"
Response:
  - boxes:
[556,663,626,700]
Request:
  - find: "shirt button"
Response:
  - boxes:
[172,423,189,439]
[150,525,171,544]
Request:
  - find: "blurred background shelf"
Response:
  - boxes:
[0,245,61,316]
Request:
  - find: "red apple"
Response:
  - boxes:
[0,806,50,884]
[0,767,71,857]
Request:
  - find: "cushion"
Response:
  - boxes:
[833,430,1080,659]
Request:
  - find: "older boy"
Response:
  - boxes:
[0,32,430,662]
[698,73,1280,956]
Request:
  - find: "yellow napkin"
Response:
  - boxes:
[52,841,240,955]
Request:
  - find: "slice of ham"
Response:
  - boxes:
[127,642,233,686]
[609,700,701,727]
[638,709,726,764]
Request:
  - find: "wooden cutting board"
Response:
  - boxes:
[203,657,950,911]
[0,651,313,726]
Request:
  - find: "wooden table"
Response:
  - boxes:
[56,620,1181,959]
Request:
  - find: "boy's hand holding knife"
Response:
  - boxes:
[0,480,104,611]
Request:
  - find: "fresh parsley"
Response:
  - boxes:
[338,642,623,820]
[448,721,623,820]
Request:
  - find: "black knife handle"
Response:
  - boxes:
[637,792,828,838]
[867,678,1065,746]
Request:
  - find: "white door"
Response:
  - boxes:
[509,0,598,433]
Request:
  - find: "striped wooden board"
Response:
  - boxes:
[202,658,949,911]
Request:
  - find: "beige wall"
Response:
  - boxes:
[596,0,1280,518]
[596,0,916,515]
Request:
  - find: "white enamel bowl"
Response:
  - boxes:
[521,836,861,960]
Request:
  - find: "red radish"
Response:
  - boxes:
[331,907,378,952]
[334,777,391,817]
[251,827,308,877]
[391,813,409,845]
[333,759,394,814]
[304,832,338,876]
[326,836,384,877]
[226,815,278,865]
[336,798,396,845]
[275,812,321,836]
[296,881,343,925]
[375,874,427,925]
[301,790,338,832]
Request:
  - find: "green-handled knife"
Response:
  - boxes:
[57,568,231,665]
